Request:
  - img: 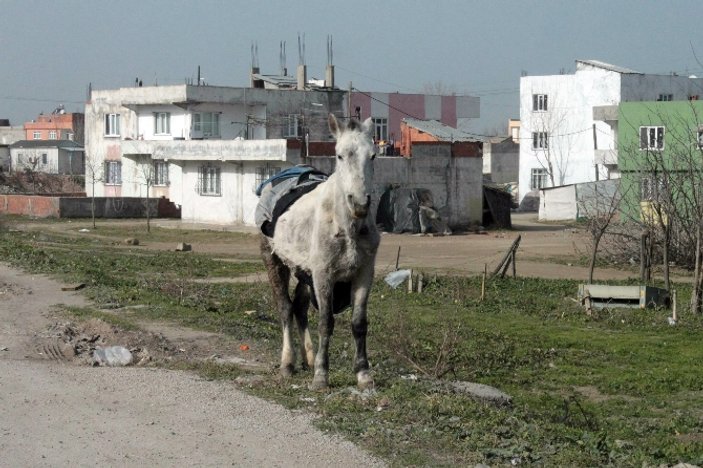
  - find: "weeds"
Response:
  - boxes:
[2,227,703,466]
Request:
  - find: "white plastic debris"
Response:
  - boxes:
[384,269,411,289]
[93,346,133,366]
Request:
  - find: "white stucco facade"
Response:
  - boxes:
[518,60,703,208]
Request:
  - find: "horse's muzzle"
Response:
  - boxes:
[349,195,371,219]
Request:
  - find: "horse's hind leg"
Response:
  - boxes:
[292,280,314,370]
[260,238,295,377]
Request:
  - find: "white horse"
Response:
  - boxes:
[260,114,380,390]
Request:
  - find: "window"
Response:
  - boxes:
[64,132,74,141]
[532,94,548,111]
[154,112,171,135]
[105,161,122,185]
[532,131,548,149]
[689,95,700,101]
[105,113,121,136]
[153,161,169,186]
[198,165,221,196]
[530,168,548,190]
[372,117,388,141]
[49,131,57,140]
[41,153,47,165]
[640,174,666,202]
[285,114,301,138]
[192,112,220,138]
[255,163,280,191]
[33,131,41,140]
[657,94,673,102]
[640,126,665,150]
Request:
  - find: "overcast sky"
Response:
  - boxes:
[1,0,702,134]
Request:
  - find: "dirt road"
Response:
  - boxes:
[0,266,384,467]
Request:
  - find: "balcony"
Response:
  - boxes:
[120,138,299,163]
[594,149,618,167]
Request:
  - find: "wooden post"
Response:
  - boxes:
[511,250,517,278]
[395,246,401,271]
[672,289,677,322]
[492,235,522,278]
[417,273,423,293]
[481,263,487,302]
[407,269,413,293]
[639,231,647,282]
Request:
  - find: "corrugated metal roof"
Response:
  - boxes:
[10,139,83,150]
[576,59,641,74]
[402,118,484,142]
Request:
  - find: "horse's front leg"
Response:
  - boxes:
[351,265,374,390]
[310,273,334,390]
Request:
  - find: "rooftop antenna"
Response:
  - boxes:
[298,33,305,66]
[251,41,259,69]
[280,41,287,76]
[327,35,333,66]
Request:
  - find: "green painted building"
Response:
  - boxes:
[617,101,703,222]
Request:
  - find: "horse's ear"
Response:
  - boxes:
[361,117,373,137]
[328,113,341,138]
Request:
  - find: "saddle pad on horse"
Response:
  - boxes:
[255,165,328,238]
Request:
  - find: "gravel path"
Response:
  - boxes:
[0,265,384,467]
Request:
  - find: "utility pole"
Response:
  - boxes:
[348,81,353,120]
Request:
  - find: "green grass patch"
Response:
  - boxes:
[2,226,703,466]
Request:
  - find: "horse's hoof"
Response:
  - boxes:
[309,375,329,391]
[357,371,374,390]
[280,364,294,378]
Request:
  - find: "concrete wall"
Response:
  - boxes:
[0,195,179,218]
[9,147,83,174]
[483,138,519,184]
[305,142,483,229]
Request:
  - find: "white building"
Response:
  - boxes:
[519,59,703,209]
[85,78,346,225]
[9,140,84,175]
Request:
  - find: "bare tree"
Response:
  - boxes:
[421,81,456,96]
[84,152,104,229]
[530,95,575,188]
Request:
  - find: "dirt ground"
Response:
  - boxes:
[0,213,640,466]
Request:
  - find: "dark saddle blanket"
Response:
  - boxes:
[255,165,328,238]
[255,165,351,314]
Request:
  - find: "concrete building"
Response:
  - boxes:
[519,59,703,209]
[0,120,25,172]
[10,140,85,175]
[24,106,84,143]
[84,75,346,225]
[350,90,480,152]
[398,118,483,157]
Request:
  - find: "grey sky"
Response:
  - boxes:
[1,0,702,134]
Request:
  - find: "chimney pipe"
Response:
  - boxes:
[297,64,307,90]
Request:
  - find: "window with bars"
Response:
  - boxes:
[532,131,548,149]
[530,168,548,190]
[153,161,169,186]
[105,161,122,185]
[532,94,548,111]
[639,126,665,150]
[254,164,281,191]
[198,165,221,196]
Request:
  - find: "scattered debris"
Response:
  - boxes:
[384,269,411,288]
[93,345,134,366]
[448,381,512,406]
[176,242,192,252]
[239,344,250,351]
[61,283,86,292]
[78,228,90,233]
[124,238,140,246]
[0,346,8,351]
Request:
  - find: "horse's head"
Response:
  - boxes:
[329,113,375,219]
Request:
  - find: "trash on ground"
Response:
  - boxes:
[384,269,411,288]
[93,346,133,366]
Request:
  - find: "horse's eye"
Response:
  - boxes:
[336,154,342,160]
